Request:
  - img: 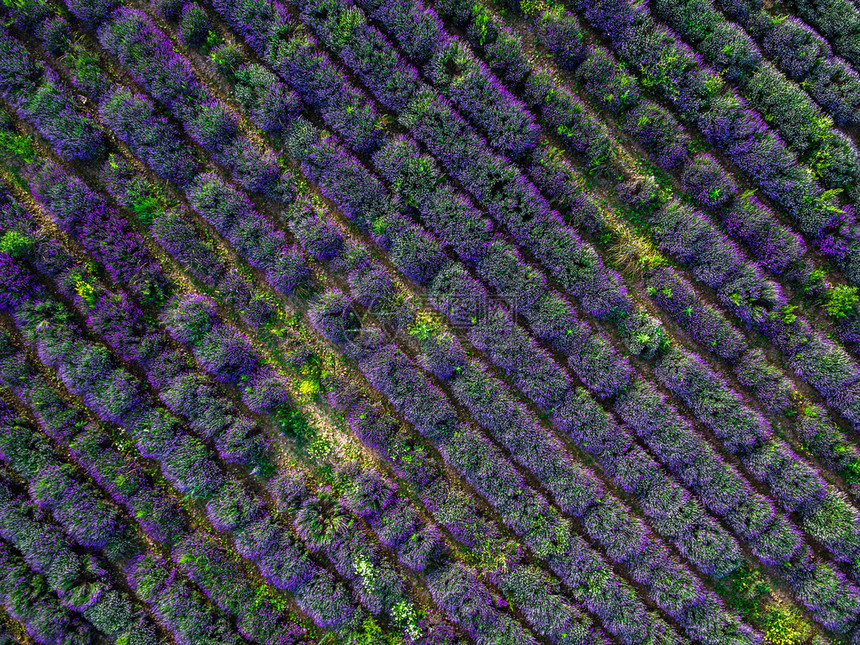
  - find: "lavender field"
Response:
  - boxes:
[2,0,860,643]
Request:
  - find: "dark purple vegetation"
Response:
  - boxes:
[1,0,860,642]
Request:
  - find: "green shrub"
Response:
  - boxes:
[826,285,858,319]
[0,230,33,258]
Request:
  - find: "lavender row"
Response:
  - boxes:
[357,0,856,282]
[7,392,313,645]
[163,297,461,642]
[144,213,494,640]
[320,276,832,644]
[15,0,292,201]
[124,550,249,645]
[160,296,443,638]
[198,0,860,608]
[3,218,267,490]
[0,413,137,558]
[521,5,822,287]
[9,3,310,309]
[732,0,860,100]
[204,470,434,643]
[102,69,603,642]
[0,51,170,312]
[0,443,165,645]
[0,1,852,644]
[172,534,311,645]
[0,15,552,640]
[354,0,860,495]
[555,0,859,203]
[0,171,314,633]
[0,27,103,161]
[0,330,315,645]
[441,0,860,428]
[676,151,814,283]
[636,177,860,428]
[21,2,828,640]
[614,163,860,427]
[0,305,323,645]
[127,2,860,632]
[11,23,532,640]
[210,0,851,448]
[1,42,603,642]
[527,143,860,626]
[44,3,516,600]
[75,31,700,628]
[139,145,612,643]
[0,537,96,645]
[655,342,860,572]
[162,285,537,640]
[3,133,462,640]
[489,0,860,285]
[522,93,860,493]
[229,468,460,645]
[726,0,860,80]
[45,0,860,406]
[60,3,293,201]
[568,0,860,258]
[340,383,612,645]
[119,124,732,640]
[360,0,785,279]
[548,55,860,428]
[0,187,250,547]
[298,0,540,161]
[288,0,860,548]
[99,152,280,331]
[0,320,190,550]
[0,298,298,643]
[181,18,712,580]
[119,8,772,640]
[312,310,684,645]
[307,217,741,641]
[57,8,700,640]
[668,0,860,127]
[375,0,689,176]
[0,205,375,637]
[200,0,669,360]
[359,0,859,307]
[284,27,860,636]
[426,0,860,358]
[0,168,278,473]
[364,128,755,572]
[13,0,852,604]
[98,91,305,293]
[676,152,860,354]
[0,340,338,645]
[0,226,394,642]
[637,0,860,192]
[340,452,611,645]
[3,286,367,636]
[305,228,743,641]
[646,265,860,494]
[21,136,292,458]
[461,0,860,369]
[140,65,738,644]
[346,208,860,633]
[274,0,834,398]
[0,391,268,645]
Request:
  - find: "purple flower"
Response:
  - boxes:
[681,153,737,209]
[99,87,199,187]
[0,253,32,310]
[161,294,217,347]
